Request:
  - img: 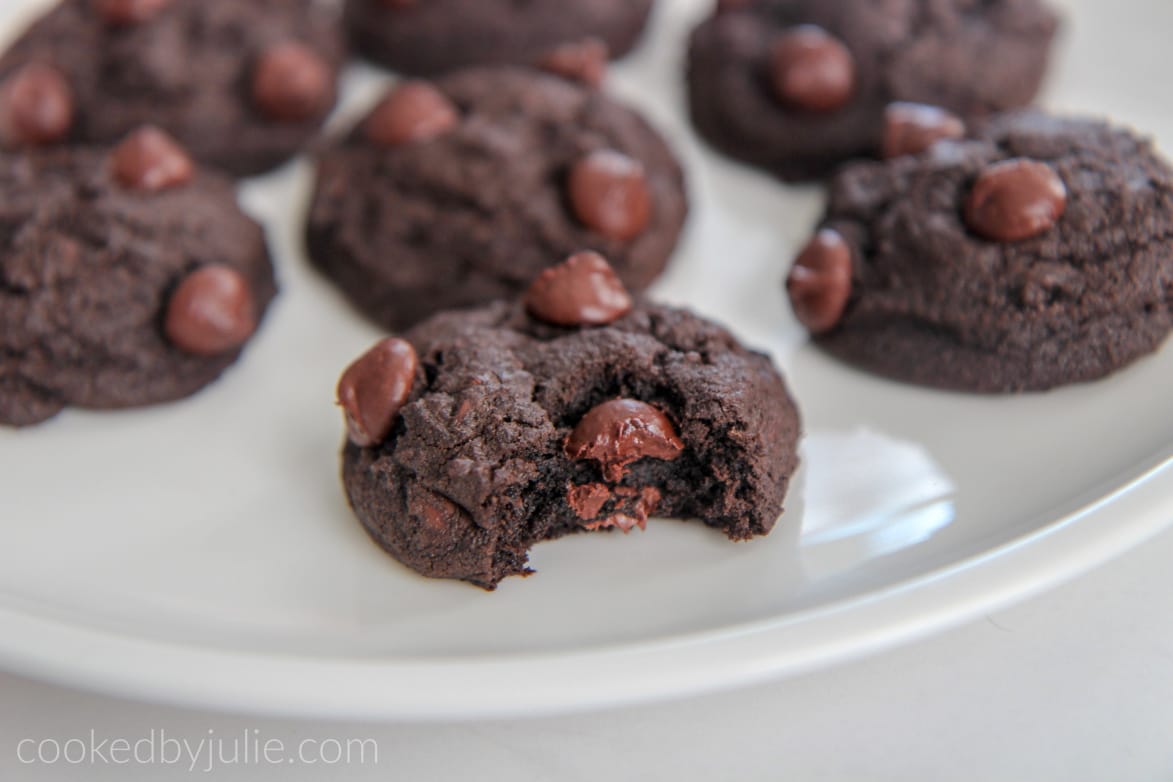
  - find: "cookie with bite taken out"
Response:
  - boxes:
[337,253,801,589]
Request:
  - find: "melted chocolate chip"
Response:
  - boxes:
[364,81,459,146]
[337,337,419,448]
[786,229,853,334]
[565,399,684,481]
[111,125,194,191]
[567,482,611,520]
[92,0,172,26]
[524,251,633,327]
[964,158,1067,242]
[571,484,662,532]
[0,63,74,147]
[568,149,652,242]
[769,26,856,113]
[165,265,257,356]
[252,43,333,123]
[882,102,965,159]
[537,38,609,89]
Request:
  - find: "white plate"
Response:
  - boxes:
[1,0,1171,721]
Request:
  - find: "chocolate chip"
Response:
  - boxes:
[524,251,633,327]
[565,399,684,481]
[378,0,416,7]
[409,487,465,534]
[0,63,74,147]
[337,337,419,448]
[786,229,853,334]
[769,26,856,113]
[601,486,662,532]
[882,102,965,159]
[570,484,662,532]
[567,482,611,520]
[964,158,1067,242]
[568,149,652,242]
[537,38,609,89]
[165,266,257,356]
[252,43,333,123]
[364,81,459,146]
[92,0,172,25]
[111,125,194,191]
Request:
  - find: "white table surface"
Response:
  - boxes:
[2,523,1170,781]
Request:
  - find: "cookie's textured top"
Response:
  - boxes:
[688,0,1058,180]
[0,0,344,176]
[341,258,800,589]
[797,112,1173,392]
[345,0,654,75]
[0,134,276,427]
[307,68,688,331]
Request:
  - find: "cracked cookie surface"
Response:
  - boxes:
[0,142,276,427]
[341,295,800,589]
[306,67,688,331]
[801,112,1173,392]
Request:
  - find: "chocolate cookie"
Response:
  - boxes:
[0,0,344,176]
[337,254,801,589]
[786,112,1173,392]
[687,0,1059,180]
[0,127,277,427]
[344,0,654,75]
[306,67,688,331]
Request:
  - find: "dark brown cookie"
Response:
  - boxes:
[338,256,801,589]
[344,0,654,75]
[306,67,688,331]
[787,112,1173,392]
[0,128,277,427]
[687,0,1059,180]
[0,0,344,176]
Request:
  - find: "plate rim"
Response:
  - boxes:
[1,452,1169,721]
